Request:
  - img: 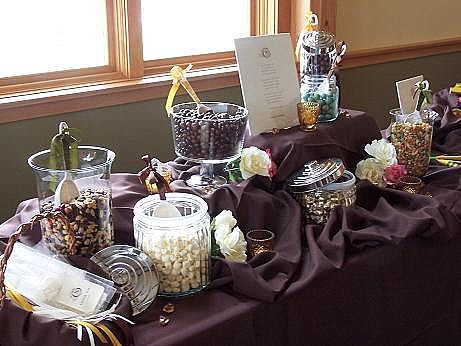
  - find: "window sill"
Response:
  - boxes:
[0,65,241,124]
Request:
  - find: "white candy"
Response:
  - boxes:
[140,227,209,293]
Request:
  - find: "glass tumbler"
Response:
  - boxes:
[28,146,116,257]
[390,109,435,177]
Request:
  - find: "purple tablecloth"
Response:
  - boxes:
[2,104,461,345]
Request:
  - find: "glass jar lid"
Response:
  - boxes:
[133,193,209,229]
[302,30,336,51]
[90,245,160,316]
[287,158,345,193]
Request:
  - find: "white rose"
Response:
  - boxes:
[239,146,271,179]
[355,158,386,187]
[364,139,397,167]
[217,226,247,263]
[214,223,231,243]
[214,210,237,230]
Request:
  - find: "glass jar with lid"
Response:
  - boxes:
[287,158,356,224]
[301,75,339,122]
[300,29,337,80]
[133,193,211,296]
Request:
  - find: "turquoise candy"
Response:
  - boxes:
[301,89,338,122]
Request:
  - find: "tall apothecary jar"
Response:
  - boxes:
[133,193,211,296]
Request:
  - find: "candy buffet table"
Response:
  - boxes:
[2,92,461,345]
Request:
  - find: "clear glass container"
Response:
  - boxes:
[133,193,211,297]
[170,102,248,189]
[287,159,356,224]
[300,30,337,80]
[301,75,339,122]
[293,170,356,224]
[28,146,115,257]
[389,108,436,177]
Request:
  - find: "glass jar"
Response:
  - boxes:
[133,193,211,296]
[390,109,436,177]
[300,30,337,81]
[301,75,339,122]
[28,146,115,257]
[170,102,248,164]
[287,158,356,224]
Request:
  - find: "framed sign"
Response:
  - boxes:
[235,34,300,134]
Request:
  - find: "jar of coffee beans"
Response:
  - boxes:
[28,146,116,257]
[301,75,339,122]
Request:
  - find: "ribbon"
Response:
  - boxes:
[295,12,319,60]
[165,64,202,115]
[97,323,123,346]
[449,83,461,94]
[69,321,108,346]
[5,285,34,312]
[412,80,432,111]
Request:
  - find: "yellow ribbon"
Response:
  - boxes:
[5,285,34,312]
[97,323,123,346]
[69,321,109,344]
[295,11,319,60]
[165,64,202,115]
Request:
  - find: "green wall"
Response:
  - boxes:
[0,51,460,222]
[340,51,461,128]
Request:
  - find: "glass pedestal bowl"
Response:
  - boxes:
[170,102,248,190]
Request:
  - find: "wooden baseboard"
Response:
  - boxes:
[342,37,461,69]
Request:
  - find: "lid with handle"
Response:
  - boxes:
[302,30,336,52]
[287,158,345,193]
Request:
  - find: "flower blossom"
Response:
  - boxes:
[213,210,247,263]
[364,139,397,167]
[355,158,386,187]
[239,146,272,179]
[383,163,407,185]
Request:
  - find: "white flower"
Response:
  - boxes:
[239,146,271,179]
[214,210,237,230]
[214,223,232,243]
[216,226,247,263]
[355,158,386,187]
[364,139,397,167]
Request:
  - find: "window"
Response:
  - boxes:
[141,1,251,60]
[0,0,288,123]
[0,0,109,78]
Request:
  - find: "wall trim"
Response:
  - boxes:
[0,66,240,124]
[343,37,461,69]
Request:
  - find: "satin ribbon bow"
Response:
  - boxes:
[165,64,202,115]
[295,12,319,60]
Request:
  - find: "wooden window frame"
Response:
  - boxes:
[1,0,281,124]
[3,0,457,124]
